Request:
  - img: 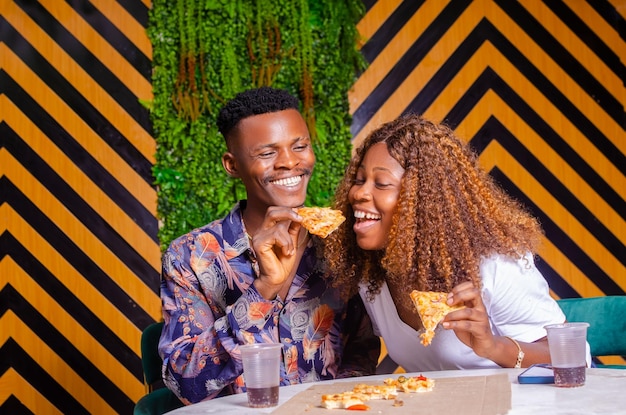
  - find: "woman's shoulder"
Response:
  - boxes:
[479,252,537,273]
[479,253,546,290]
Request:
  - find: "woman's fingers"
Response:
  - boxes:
[448,282,484,311]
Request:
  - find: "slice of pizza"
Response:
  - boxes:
[384,374,435,393]
[401,375,435,393]
[320,376,434,410]
[296,207,346,238]
[352,383,398,400]
[409,290,465,346]
[321,391,370,410]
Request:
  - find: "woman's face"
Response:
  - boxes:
[349,142,405,250]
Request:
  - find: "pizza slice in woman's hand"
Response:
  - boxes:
[410,290,465,346]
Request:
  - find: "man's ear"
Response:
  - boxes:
[222,152,240,178]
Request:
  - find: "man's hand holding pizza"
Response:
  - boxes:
[250,206,345,300]
[250,206,304,300]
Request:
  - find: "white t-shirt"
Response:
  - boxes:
[360,254,580,372]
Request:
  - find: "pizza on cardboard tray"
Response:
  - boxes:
[320,375,434,410]
[410,290,465,346]
[296,207,346,238]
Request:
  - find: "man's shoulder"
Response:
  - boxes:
[167,216,227,248]
[169,203,244,247]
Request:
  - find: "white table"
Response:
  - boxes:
[165,368,626,415]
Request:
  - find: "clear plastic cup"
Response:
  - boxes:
[240,343,282,407]
[544,322,589,387]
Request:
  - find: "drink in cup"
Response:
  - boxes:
[240,343,282,407]
[544,322,589,387]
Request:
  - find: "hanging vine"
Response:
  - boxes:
[148,0,366,249]
[171,0,213,121]
[246,14,289,87]
[296,0,316,140]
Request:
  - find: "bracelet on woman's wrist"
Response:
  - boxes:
[504,336,525,368]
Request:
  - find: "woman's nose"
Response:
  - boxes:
[351,184,372,201]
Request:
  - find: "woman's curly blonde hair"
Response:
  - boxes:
[323,114,543,302]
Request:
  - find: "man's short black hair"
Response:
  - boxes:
[217,87,300,139]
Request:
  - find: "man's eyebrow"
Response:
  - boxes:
[252,142,278,151]
[251,136,309,151]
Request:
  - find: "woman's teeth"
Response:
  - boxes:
[354,211,381,220]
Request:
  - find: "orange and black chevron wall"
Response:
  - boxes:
[1,0,624,413]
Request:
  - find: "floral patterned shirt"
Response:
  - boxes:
[159,201,380,404]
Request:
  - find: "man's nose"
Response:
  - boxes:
[276,149,299,169]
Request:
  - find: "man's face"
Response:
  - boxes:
[222,109,315,210]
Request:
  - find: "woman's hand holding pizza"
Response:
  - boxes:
[441,281,551,367]
[250,206,303,300]
[441,282,497,359]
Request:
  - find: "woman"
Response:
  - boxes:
[324,114,577,372]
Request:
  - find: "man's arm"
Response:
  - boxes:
[336,294,381,378]
[159,245,243,403]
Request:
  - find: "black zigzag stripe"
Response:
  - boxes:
[8,1,152,130]
[470,116,625,266]
[0,338,90,415]
[487,167,624,297]
[534,254,580,299]
[0,18,154,182]
[587,0,626,42]
[68,1,151,82]
[360,0,425,63]
[0,232,146,380]
[362,0,376,13]
[443,67,626,223]
[0,181,156,327]
[0,79,158,242]
[376,354,399,375]
[118,0,150,27]
[2,126,160,289]
[0,396,34,415]
[351,0,472,135]
[405,19,625,176]
[543,0,624,80]
[0,285,136,413]
[496,0,624,126]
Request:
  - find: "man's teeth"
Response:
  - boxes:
[271,176,302,187]
[354,211,381,220]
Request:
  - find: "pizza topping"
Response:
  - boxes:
[410,290,465,346]
[346,404,370,411]
[383,374,435,393]
[295,207,346,238]
[352,383,398,400]
[321,392,369,410]
[320,375,434,410]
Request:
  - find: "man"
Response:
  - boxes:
[159,87,380,404]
